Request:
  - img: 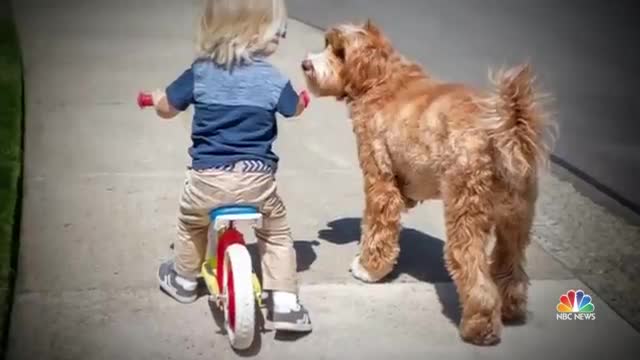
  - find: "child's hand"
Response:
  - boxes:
[149,89,180,119]
[151,89,166,107]
[293,89,310,116]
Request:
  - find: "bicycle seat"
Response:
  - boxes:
[209,205,262,229]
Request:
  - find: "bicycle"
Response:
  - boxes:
[203,204,264,350]
[138,92,262,350]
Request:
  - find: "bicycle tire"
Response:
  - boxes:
[222,244,256,350]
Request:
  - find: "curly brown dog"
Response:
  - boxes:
[301,20,554,345]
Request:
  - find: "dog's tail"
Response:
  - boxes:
[480,64,554,185]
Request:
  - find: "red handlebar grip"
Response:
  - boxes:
[300,90,310,108]
[137,92,154,108]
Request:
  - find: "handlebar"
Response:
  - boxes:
[138,90,309,109]
[300,90,310,108]
[137,91,154,108]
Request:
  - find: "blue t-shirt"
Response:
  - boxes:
[166,58,300,171]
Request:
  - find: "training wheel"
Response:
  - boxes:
[222,244,256,350]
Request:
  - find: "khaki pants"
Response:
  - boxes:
[173,164,298,294]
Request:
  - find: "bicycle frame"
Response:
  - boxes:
[201,206,263,307]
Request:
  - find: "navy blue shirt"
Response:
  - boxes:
[166,58,299,171]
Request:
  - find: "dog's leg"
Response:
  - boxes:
[396,175,418,210]
[351,176,403,282]
[443,171,502,346]
[491,189,536,323]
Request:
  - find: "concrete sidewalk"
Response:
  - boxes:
[7,0,640,359]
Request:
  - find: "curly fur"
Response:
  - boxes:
[302,20,555,346]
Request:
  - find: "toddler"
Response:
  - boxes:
[151,0,311,332]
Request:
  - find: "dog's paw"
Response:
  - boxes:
[350,255,378,283]
[460,312,503,346]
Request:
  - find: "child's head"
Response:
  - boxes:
[197,0,288,68]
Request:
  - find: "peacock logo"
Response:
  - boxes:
[556,289,596,320]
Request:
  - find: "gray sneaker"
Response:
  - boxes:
[157,260,197,304]
[271,305,313,332]
[264,293,312,332]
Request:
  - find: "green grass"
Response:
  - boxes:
[0,8,23,356]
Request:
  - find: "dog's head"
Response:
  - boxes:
[301,20,392,100]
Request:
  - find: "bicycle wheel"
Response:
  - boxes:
[222,243,256,350]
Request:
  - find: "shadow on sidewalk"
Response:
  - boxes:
[246,240,320,280]
[318,217,461,325]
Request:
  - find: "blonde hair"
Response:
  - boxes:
[197,0,288,68]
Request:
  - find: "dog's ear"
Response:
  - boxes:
[325,27,344,51]
[364,18,382,35]
[341,37,390,97]
[363,19,390,50]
